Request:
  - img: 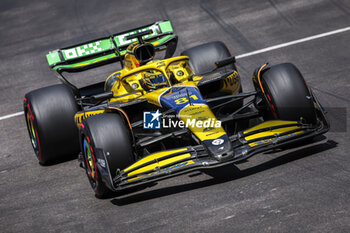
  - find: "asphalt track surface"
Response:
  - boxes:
[0,0,349,232]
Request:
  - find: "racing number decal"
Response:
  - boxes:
[174,94,198,105]
[174,98,187,105]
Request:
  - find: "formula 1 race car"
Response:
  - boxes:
[24,20,329,198]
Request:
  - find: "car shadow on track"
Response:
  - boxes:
[39,154,78,166]
[110,138,337,206]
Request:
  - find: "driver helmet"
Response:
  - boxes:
[143,70,168,90]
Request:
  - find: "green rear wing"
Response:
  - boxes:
[46,20,177,72]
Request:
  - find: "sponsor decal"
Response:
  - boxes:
[63,41,104,59]
[223,70,239,87]
[212,139,224,145]
[249,133,298,147]
[177,70,184,76]
[146,161,192,176]
[115,24,159,47]
[75,110,105,124]
[97,158,106,168]
[129,160,194,181]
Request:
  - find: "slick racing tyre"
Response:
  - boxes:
[181,41,234,74]
[257,63,317,124]
[80,113,134,198]
[182,41,242,115]
[24,84,80,164]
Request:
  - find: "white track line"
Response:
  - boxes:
[0,111,24,121]
[236,26,350,59]
[1,26,350,122]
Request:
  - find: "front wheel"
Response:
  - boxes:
[255,63,316,124]
[80,113,134,198]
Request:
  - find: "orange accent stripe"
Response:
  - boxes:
[108,107,132,130]
[257,64,268,93]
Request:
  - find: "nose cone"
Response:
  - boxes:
[202,134,234,161]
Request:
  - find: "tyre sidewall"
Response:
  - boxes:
[260,63,316,124]
[80,113,134,198]
[24,84,80,164]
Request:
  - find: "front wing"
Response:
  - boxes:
[93,111,329,191]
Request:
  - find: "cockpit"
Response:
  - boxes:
[106,57,194,96]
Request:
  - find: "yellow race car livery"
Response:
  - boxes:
[24,21,329,198]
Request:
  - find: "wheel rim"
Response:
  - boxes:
[26,111,38,151]
[83,138,97,185]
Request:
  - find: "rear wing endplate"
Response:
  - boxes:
[46,20,177,73]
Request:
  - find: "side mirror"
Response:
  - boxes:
[215,56,236,69]
[90,91,113,103]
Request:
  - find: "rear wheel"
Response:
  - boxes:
[182,41,242,100]
[182,41,243,131]
[257,63,316,124]
[24,84,80,164]
[181,41,234,74]
[80,113,134,198]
